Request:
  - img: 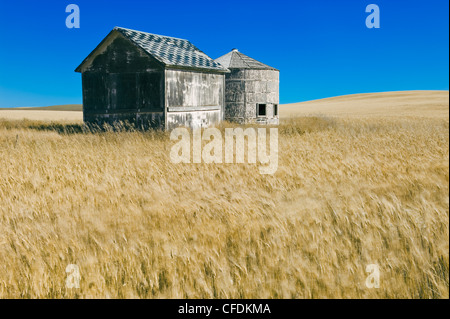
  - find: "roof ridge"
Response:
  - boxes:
[235,51,252,68]
[238,51,273,68]
[114,26,189,42]
[76,27,228,73]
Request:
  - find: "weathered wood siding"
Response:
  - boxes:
[165,69,224,130]
[224,69,279,124]
[81,35,165,128]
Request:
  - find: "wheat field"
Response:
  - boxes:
[0,110,82,122]
[0,91,448,298]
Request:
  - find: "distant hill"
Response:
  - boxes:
[3,104,82,111]
[281,90,449,119]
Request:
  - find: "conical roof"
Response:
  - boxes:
[215,49,278,70]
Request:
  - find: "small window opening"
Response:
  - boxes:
[273,104,278,116]
[257,104,267,117]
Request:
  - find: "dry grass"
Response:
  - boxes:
[0,91,448,298]
[0,110,82,122]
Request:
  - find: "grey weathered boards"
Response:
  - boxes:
[75,27,280,130]
[215,49,279,125]
[75,27,228,130]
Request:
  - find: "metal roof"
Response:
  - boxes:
[76,27,228,73]
[215,49,278,71]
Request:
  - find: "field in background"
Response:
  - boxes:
[282,90,449,119]
[2,104,83,111]
[0,90,447,121]
[0,104,82,122]
[0,110,82,122]
[0,91,448,298]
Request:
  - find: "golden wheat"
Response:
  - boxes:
[0,110,448,299]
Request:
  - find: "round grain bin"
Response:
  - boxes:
[215,49,279,124]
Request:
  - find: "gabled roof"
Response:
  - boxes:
[76,27,228,73]
[215,49,278,71]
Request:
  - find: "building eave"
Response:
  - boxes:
[165,64,229,73]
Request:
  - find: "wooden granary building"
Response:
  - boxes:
[75,27,228,130]
[76,27,279,129]
[215,49,279,125]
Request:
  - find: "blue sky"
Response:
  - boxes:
[0,0,448,107]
